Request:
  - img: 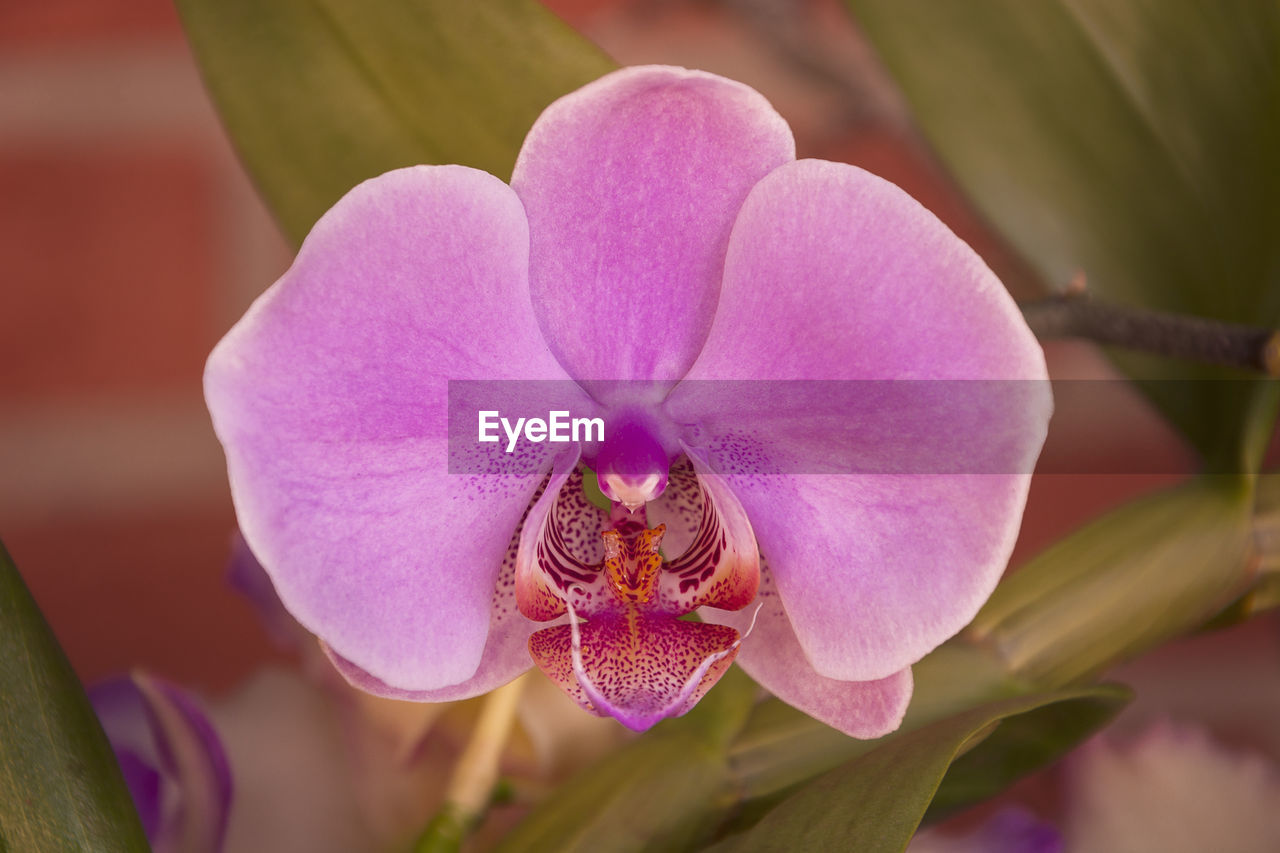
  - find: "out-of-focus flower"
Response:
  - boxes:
[90,672,232,853]
[205,65,1049,734]
[1063,722,1280,852]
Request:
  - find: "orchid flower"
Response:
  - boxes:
[206,65,1049,736]
[90,673,232,852]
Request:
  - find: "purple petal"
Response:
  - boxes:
[511,65,795,388]
[133,673,234,853]
[91,674,233,853]
[701,567,911,739]
[113,751,164,840]
[671,159,1050,681]
[226,530,304,651]
[322,483,541,702]
[205,166,592,692]
[91,679,165,837]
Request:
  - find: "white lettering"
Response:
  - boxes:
[478,411,499,443]
[548,410,570,442]
[502,417,525,453]
[481,411,603,452]
[572,416,605,442]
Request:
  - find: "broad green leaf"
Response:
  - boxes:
[972,477,1255,685]
[176,0,615,244]
[707,685,1128,853]
[723,476,1255,834]
[924,684,1124,821]
[0,542,149,851]
[845,0,1280,468]
[726,642,1022,804]
[494,666,756,853]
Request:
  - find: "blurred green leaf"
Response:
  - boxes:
[972,477,1255,685]
[1210,473,1280,623]
[846,0,1280,468]
[707,685,1127,853]
[494,666,756,853]
[176,0,615,245]
[0,542,149,851]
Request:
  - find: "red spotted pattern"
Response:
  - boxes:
[520,457,761,728]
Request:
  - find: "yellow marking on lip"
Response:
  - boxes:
[602,524,666,603]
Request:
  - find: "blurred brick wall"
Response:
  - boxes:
[0,0,291,690]
[0,0,1199,695]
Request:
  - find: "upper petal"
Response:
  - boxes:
[206,166,589,692]
[511,65,795,388]
[670,159,1050,680]
[679,159,1047,382]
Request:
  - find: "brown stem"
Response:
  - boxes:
[1021,294,1280,377]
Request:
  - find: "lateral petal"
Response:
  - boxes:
[206,166,588,692]
[670,159,1050,681]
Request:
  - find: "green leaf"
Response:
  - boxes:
[494,666,756,853]
[708,685,1128,853]
[1207,472,1280,623]
[0,541,149,851]
[971,477,1256,686]
[845,0,1280,468]
[176,0,616,245]
[726,642,1022,804]
[722,476,1255,838]
[924,683,1125,821]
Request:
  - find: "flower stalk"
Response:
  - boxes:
[1021,291,1280,376]
[415,674,529,853]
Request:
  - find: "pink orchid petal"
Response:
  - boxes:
[672,159,1050,681]
[515,450,611,621]
[646,457,703,557]
[658,446,759,613]
[321,490,538,701]
[511,65,795,388]
[205,166,590,692]
[702,567,911,739]
[528,608,741,732]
